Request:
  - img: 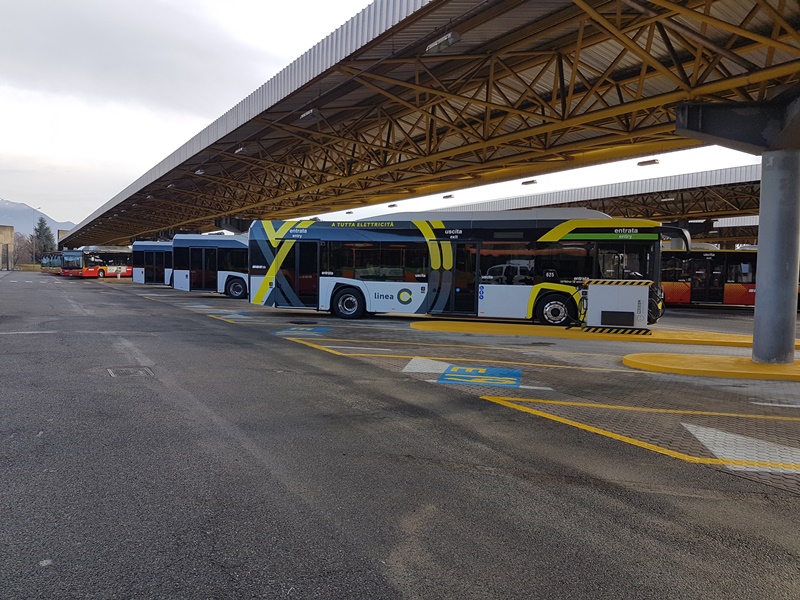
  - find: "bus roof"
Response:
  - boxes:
[356,208,611,222]
[70,245,132,252]
[171,233,247,249]
[132,240,173,250]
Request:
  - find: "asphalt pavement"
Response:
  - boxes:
[2,272,799,600]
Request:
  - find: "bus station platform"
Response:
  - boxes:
[410,320,800,382]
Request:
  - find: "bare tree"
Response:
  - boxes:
[14,232,33,265]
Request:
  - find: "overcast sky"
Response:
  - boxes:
[0,0,761,225]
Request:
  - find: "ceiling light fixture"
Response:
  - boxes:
[637,159,659,166]
[426,31,461,54]
[194,169,205,175]
[443,194,454,199]
[521,179,537,185]
[298,108,318,121]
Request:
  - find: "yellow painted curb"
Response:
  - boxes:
[410,320,762,347]
[622,353,800,381]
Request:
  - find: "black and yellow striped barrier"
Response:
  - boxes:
[581,326,652,335]
[583,279,653,286]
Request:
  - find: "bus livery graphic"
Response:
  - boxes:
[249,210,689,325]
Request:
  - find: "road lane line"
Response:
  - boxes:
[482,396,800,470]
[484,397,800,421]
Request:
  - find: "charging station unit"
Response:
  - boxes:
[584,280,651,329]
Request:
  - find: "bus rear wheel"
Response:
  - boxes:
[648,298,664,324]
[226,277,247,299]
[535,294,577,326]
[332,287,366,319]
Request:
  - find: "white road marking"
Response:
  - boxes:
[0,331,59,335]
[683,422,800,473]
[403,358,452,374]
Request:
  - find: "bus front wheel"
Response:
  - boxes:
[97,269,105,278]
[332,287,366,319]
[226,277,247,299]
[535,294,577,326]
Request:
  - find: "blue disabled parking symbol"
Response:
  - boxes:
[438,365,521,387]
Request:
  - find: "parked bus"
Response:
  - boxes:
[132,241,173,285]
[249,209,689,325]
[661,245,760,306]
[40,251,62,274]
[61,246,132,278]
[171,234,249,299]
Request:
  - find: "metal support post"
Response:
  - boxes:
[752,150,800,364]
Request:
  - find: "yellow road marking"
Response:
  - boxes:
[287,337,346,355]
[489,397,800,422]
[293,337,618,357]
[482,396,800,469]
[287,338,634,373]
[208,315,239,323]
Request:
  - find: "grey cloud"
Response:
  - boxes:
[0,0,286,119]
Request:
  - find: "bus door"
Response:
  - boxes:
[190,247,217,291]
[275,241,319,308]
[429,242,477,314]
[144,251,164,284]
[690,254,725,303]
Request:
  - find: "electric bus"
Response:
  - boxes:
[132,241,173,285]
[249,209,689,325]
[171,234,249,299]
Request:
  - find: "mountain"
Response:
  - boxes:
[0,198,75,238]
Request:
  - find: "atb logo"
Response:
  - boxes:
[398,288,413,305]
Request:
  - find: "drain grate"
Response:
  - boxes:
[107,367,155,378]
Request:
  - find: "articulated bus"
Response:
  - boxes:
[661,245,764,306]
[132,241,173,285]
[40,251,62,274]
[61,246,133,278]
[171,234,249,299]
[249,209,689,325]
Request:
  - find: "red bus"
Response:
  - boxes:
[661,245,758,306]
[61,246,133,278]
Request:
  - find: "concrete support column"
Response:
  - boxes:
[752,150,800,364]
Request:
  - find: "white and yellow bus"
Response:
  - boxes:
[248,209,688,325]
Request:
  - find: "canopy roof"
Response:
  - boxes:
[62,0,800,248]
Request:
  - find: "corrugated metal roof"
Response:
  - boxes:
[438,164,762,211]
[61,0,800,247]
[81,0,436,225]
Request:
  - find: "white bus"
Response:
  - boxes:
[132,241,173,285]
[171,234,249,299]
